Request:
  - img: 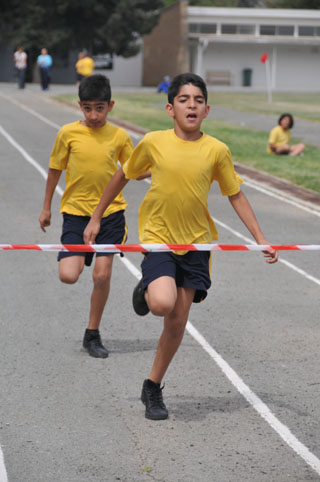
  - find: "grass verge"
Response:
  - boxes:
[55,93,320,193]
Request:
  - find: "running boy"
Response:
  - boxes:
[39,74,134,358]
[84,73,278,418]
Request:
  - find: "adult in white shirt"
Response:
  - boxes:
[14,47,27,89]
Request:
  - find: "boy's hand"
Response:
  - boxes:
[84,218,101,245]
[261,244,278,264]
[39,209,51,232]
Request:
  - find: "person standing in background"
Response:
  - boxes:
[75,50,95,86]
[14,47,27,89]
[37,48,53,91]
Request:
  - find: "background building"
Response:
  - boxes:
[187,6,320,91]
[1,1,320,91]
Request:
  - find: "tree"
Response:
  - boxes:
[164,0,269,6]
[0,0,165,57]
[266,0,320,7]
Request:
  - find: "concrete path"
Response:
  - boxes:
[4,81,319,146]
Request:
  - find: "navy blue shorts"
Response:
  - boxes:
[141,251,211,303]
[58,211,127,267]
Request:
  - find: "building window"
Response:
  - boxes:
[189,23,199,33]
[189,23,217,34]
[238,25,255,35]
[298,26,320,36]
[260,25,276,35]
[200,23,217,34]
[221,24,237,34]
[278,25,294,36]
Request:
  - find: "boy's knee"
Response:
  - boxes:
[148,298,175,317]
[92,271,111,287]
[59,271,80,284]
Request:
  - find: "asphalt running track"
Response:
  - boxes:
[0,83,320,482]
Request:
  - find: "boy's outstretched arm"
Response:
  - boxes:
[39,168,62,232]
[84,167,129,245]
[228,190,278,263]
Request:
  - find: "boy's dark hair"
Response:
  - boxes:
[79,74,111,102]
[278,113,294,129]
[168,73,208,104]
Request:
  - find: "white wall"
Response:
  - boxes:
[200,42,320,91]
[275,45,320,91]
[97,50,143,87]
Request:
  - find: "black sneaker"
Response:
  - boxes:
[83,329,109,358]
[132,279,149,316]
[141,379,168,420]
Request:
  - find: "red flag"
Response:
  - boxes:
[260,52,268,64]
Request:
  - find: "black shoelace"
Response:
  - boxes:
[148,384,165,408]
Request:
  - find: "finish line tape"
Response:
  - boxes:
[0,244,319,253]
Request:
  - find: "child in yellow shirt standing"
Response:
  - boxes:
[39,74,133,358]
[84,73,278,419]
[75,50,95,85]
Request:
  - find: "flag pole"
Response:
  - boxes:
[265,57,272,104]
[260,52,272,104]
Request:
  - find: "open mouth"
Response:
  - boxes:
[187,114,197,119]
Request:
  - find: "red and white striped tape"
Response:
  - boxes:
[0,244,319,253]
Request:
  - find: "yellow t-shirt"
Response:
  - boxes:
[75,57,95,76]
[123,129,242,249]
[49,121,133,217]
[267,125,290,153]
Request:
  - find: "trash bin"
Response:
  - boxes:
[242,68,252,87]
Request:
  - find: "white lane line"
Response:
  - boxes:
[0,125,63,196]
[144,179,320,286]
[117,253,320,476]
[0,92,61,130]
[213,218,320,286]
[1,115,320,479]
[0,448,8,482]
[187,322,320,475]
[1,90,319,217]
[0,121,318,287]
[241,175,320,218]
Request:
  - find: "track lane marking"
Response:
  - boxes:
[119,254,320,475]
[1,90,319,217]
[1,115,320,478]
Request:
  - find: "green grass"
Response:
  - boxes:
[207,92,320,123]
[55,92,320,193]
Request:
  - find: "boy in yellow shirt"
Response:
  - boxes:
[268,113,305,156]
[39,74,134,358]
[84,73,278,419]
[75,50,95,85]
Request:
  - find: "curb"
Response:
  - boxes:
[110,117,320,211]
[234,163,320,209]
[51,99,320,211]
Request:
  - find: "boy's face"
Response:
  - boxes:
[166,83,210,138]
[79,100,114,128]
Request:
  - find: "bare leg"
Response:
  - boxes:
[275,144,290,154]
[145,275,177,316]
[59,255,85,284]
[88,255,114,330]
[289,143,305,156]
[148,286,195,383]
